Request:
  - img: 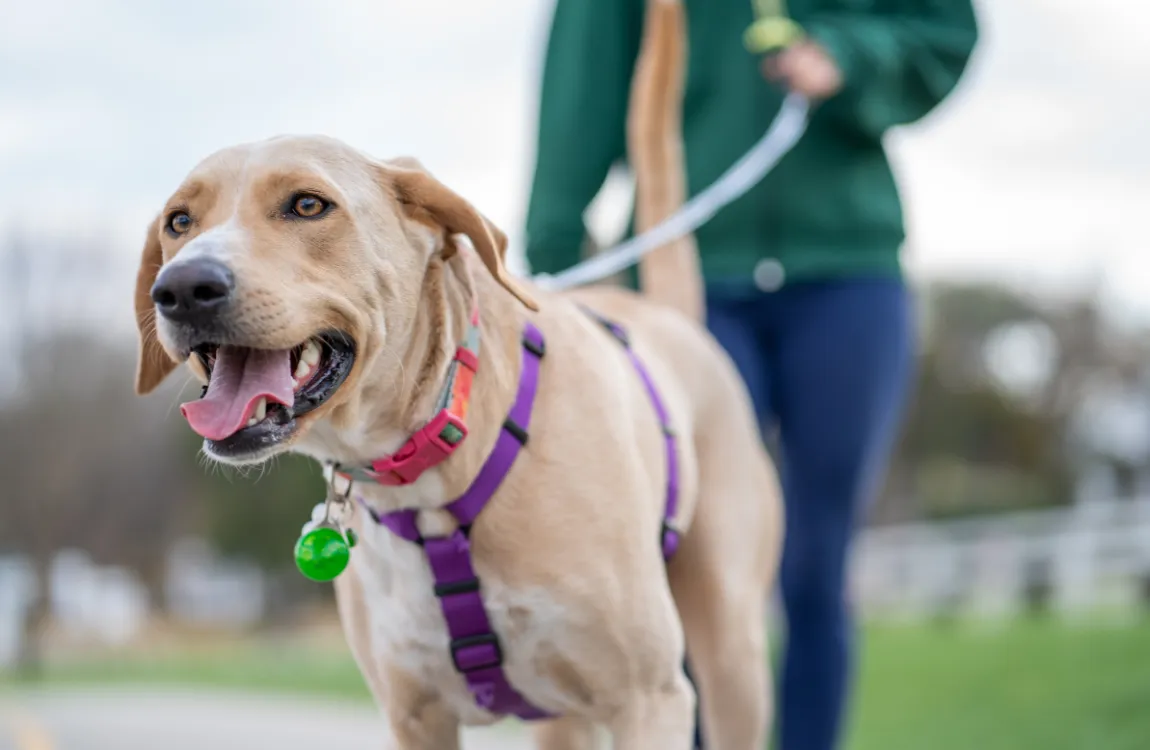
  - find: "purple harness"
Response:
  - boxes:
[362,314,681,719]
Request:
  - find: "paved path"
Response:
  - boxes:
[0,688,535,750]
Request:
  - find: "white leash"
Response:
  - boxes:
[532,93,811,291]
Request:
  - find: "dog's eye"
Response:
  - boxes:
[291,194,329,219]
[167,211,192,236]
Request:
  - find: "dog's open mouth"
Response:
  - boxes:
[179,332,355,458]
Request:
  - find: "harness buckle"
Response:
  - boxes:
[369,410,469,486]
[450,632,504,673]
[434,578,480,598]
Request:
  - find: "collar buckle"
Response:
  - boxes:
[368,409,469,486]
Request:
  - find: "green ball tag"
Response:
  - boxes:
[295,526,351,582]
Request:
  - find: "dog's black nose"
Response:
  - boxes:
[151,258,235,324]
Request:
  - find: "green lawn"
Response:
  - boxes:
[847,618,1150,750]
[10,638,373,703]
[6,618,1150,749]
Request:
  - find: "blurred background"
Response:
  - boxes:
[2,1,1149,748]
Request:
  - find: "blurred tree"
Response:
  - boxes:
[875,279,1149,524]
[0,332,192,678]
[2,233,337,632]
[0,234,194,677]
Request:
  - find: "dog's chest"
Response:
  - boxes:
[350,519,573,723]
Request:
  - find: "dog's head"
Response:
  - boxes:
[134,135,536,465]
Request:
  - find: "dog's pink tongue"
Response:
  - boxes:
[181,346,295,441]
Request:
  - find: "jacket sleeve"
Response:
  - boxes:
[804,0,979,140]
[524,0,645,276]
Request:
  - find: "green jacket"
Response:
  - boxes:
[524,0,978,288]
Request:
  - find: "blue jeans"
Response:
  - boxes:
[697,278,915,750]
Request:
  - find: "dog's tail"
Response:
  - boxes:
[627,0,703,322]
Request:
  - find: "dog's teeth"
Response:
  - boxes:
[247,417,258,427]
[255,397,268,421]
[302,340,322,367]
[292,378,300,390]
[294,359,311,379]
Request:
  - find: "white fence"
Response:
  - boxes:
[164,538,266,629]
[0,557,34,668]
[852,496,1150,620]
[0,539,266,669]
[4,497,1150,668]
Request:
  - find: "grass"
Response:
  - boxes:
[5,618,1150,749]
[846,617,1150,750]
[7,639,373,703]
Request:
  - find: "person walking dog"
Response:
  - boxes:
[524,1,978,748]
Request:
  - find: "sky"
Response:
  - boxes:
[2,0,1149,332]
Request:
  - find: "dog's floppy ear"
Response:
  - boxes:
[384,163,538,311]
[134,215,179,395]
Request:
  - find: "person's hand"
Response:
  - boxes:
[762,40,843,100]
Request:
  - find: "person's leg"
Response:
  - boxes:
[768,279,915,750]
[692,287,773,749]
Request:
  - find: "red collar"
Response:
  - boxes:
[335,303,480,487]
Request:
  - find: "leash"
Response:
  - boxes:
[532,92,811,292]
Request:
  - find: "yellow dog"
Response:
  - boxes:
[133,1,781,747]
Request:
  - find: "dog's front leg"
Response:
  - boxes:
[380,708,460,750]
[375,676,461,750]
[533,715,601,750]
[606,672,696,750]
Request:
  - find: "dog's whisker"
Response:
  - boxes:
[163,373,198,420]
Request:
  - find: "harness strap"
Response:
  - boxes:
[444,326,543,528]
[364,322,549,719]
[584,310,682,560]
[364,312,680,721]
